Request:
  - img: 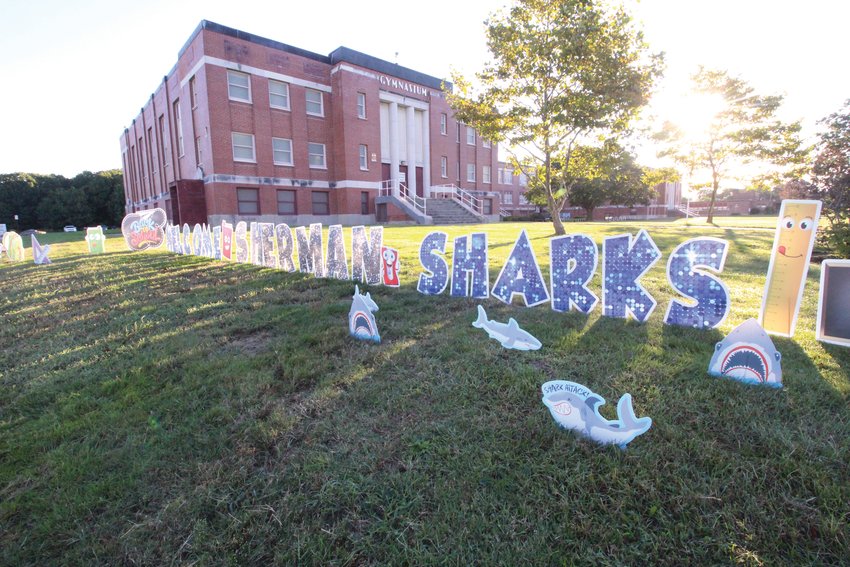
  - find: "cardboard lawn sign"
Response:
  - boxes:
[472,305,541,351]
[663,237,731,329]
[2,232,25,262]
[760,200,822,337]
[816,260,850,347]
[708,318,782,387]
[85,226,106,254]
[541,381,652,448]
[381,246,400,287]
[349,285,380,343]
[31,235,51,265]
[121,208,167,251]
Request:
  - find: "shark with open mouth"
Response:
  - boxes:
[708,318,782,387]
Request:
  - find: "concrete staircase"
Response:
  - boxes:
[426,198,483,224]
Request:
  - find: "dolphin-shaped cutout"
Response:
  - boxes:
[541,380,652,448]
[472,305,541,351]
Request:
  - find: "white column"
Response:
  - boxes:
[389,102,400,196]
[421,108,431,198]
[405,105,417,197]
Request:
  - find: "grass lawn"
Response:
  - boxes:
[1,219,848,565]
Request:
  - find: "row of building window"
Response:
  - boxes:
[437,113,491,148]
[227,70,367,120]
[232,132,371,170]
[236,188,370,216]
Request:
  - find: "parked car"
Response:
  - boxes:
[63,225,77,232]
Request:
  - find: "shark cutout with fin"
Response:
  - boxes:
[708,318,782,387]
[541,380,652,448]
[472,305,541,351]
[349,285,381,343]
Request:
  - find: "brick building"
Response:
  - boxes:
[120,21,531,226]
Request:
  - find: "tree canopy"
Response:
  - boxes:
[812,99,850,257]
[448,0,662,234]
[654,68,807,223]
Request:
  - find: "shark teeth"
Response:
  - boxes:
[720,346,768,382]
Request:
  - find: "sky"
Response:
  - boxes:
[1,0,848,177]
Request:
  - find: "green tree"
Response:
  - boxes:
[812,100,850,257]
[447,0,662,235]
[655,68,807,223]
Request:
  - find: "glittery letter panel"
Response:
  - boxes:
[249,222,261,265]
[325,224,350,280]
[234,221,250,263]
[417,231,449,295]
[550,234,599,314]
[166,225,179,253]
[221,221,234,261]
[212,226,222,260]
[351,225,384,285]
[275,224,295,272]
[181,224,192,255]
[191,224,204,256]
[309,223,325,278]
[491,229,550,307]
[451,233,489,298]
[295,226,312,273]
[601,230,661,322]
[664,237,730,329]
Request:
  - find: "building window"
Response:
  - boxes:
[194,135,202,164]
[189,76,198,109]
[359,144,368,170]
[312,191,330,215]
[227,70,251,103]
[519,173,528,186]
[483,139,491,149]
[277,189,296,215]
[237,188,259,215]
[307,142,326,168]
[467,163,475,182]
[456,123,460,143]
[440,113,447,135]
[466,126,475,145]
[504,192,513,205]
[269,80,290,110]
[441,156,448,178]
[483,165,491,184]
[306,89,324,116]
[272,138,293,165]
[456,162,460,181]
[357,92,366,119]
[173,99,184,157]
[361,191,369,215]
[519,194,529,205]
[232,132,256,162]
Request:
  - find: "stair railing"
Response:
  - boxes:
[381,179,427,216]
[431,184,484,217]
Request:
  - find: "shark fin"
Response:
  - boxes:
[617,394,651,431]
[472,305,487,328]
[355,284,360,297]
[585,394,604,412]
[507,318,519,330]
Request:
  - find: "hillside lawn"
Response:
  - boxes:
[1,218,848,565]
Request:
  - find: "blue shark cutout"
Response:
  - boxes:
[472,305,541,351]
[708,318,782,387]
[541,380,652,448]
[349,285,381,343]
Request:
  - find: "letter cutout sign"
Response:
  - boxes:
[602,230,661,322]
[760,199,821,337]
[31,235,51,265]
[417,231,449,295]
[550,234,599,314]
[664,237,730,329]
[491,229,549,307]
[451,233,489,298]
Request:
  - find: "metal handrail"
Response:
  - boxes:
[380,179,427,215]
[431,184,484,216]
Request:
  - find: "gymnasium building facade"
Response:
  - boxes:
[120,21,534,227]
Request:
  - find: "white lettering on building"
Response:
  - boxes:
[378,75,429,97]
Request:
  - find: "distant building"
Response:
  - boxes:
[119,21,530,226]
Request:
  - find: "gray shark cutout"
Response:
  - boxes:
[708,318,782,387]
[472,305,541,351]
[541,380,652,448]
